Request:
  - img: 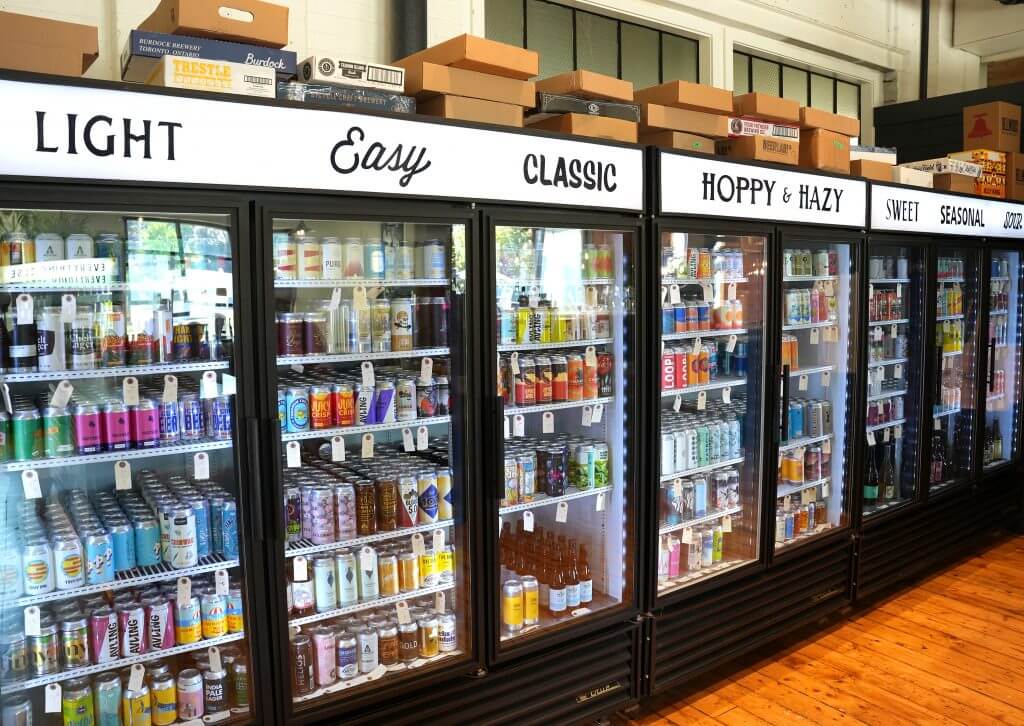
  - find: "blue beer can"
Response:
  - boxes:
[220,498,239,560]
[83,528,115,584]
[133,517,162,567]
[188,496,211,558]
[179,395,204,441]
[109,522,136,572]
[207,396,233,440]
[285,387,309,433]
[661,303,674,335]
[208,495,224,555]
[159,400,180,443]
[277,387,286,431]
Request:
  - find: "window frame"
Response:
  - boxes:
[734,49,862,119]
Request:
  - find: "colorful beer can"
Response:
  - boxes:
[175,596,202,644]
[200,592,228,638]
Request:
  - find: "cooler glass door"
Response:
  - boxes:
[862,244,926,516]
[981,249,1022,470]
[494,223,634,645]
[0,206,256,723]
[775,240,857,550]
[928,246,980,492]
[268,217,472,707]
[654,230,766,595]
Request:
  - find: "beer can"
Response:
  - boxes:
[313,556,337,613]
[98,309,127,367]
[89,607,120,664]
[321,236,344,279]
[370,298,391,352]
[374,380,396,424]
[298,237,322,280]
[151,673,177,725]
[285,387,310,433]
[168,507,198,569]
[337,633,358,679]
[335,550,359,605]
[130,398,160,448]
[227,588,244,633]
[378,552,400,596]
[311,626,337,687]
[200,592,228,638]
[398,551,419,593]
[355,383,374,425]
[65,233,94,260]
[175,595,202,644]
[36,307,65,371]
[341,237,364,277]
[177,668,205,719]
[309,386,332,430]
[133,518,161,567]
[94,671,122,724]
[69,311,96,369]
[144,596,175,651]
[391,298,414,352]
[83,529,114,584]
[28,621,59,676]
[33,232,63,262]
[357,626,379,673]
[357,546,379,602]
[158,400,180,443]
[274,233,298,280]
[395,379,417,422]
[418,547,438,588]
[332,383,355,427]
[52,533,84,589]
[117,604,147,657]
[435,467,453,520]
[221,498,239,560]
[333,483,357,539]
[417,471,439,524]
[108,522,136,573]
[439,612,457,652]
[62,677,95,726]
[207,395,233,440]
[178,395,204,441]
[60,617,90,668]
[12,409,42,461]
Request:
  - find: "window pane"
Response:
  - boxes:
[527,0,573,78]
[576,10,618,78]
[837,81,860,118]
[486,0,524,48]
[752,57,780,95]
[782,66,808,106]
[621,23,660,88]
[733,52,750,94]
[662,34,698,83]
[811,73,833,110]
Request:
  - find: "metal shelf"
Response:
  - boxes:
[278,348,449,366]
[3,439,231,472]
[659,505,743,535]
[869,278,911,284]
[936,314,964,322]
[285,521,453,559]
[504,396,613,415]
[937,278,965,284]
[497,338,613,353]
[788,365,833,377]
[662,276,749,285]
[989,309,1009,316]
[0,282,130,293]
[933,406,961,418]
[274,278,448,289]
[868,357,908,369]
[289,582,454,626]
[659,455,746,483]
[869,319,909,326]
[990,276,1010,282]
[499,485,612,515]
[660,377,746,398]
[292,650,464,703]
[281,415,451,442]
[777,477,830,499]
[866,418,906,434]
[942,350,963,357]
[782,320,837,331]
[657,558,752,591]
[867,388,908,402]
[783,275,838,283]
[663,328,747,341]
[779,433,832,453]
[0,360,230,384]
[499,278,614,287]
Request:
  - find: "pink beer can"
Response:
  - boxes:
[334,484,357,540]
[72,403,103,454]
[118,603,148,656]
[89,607,120,664]
[130,398,161,448]
[102,402,131,451]
[144,595,176,650]
[311,625,337,687]
[674,348,688,389]
[660,351,675,390]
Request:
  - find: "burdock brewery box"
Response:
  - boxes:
[277,81,416,114]
[122,29,296,82]
[532,93,640,122]
[146,55,276,97]
[299,56,405,93]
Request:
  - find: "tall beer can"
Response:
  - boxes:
[335,550,359,605]
[436,468,453,520]
[321,237,344,279]
[34,232,64,262]
[36,307,65,371]
[65,234,94,260]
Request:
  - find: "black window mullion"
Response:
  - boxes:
[616,21,622,79]
[571,7,577,71]
[833,77,838,113]
[522,0,528,47]
[658,32,664,83]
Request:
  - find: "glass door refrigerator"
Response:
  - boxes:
[0,194,264,725]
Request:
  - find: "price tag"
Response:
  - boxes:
[49,380,73,409]
[822,371,831,388]
[329,288,342,310]
[122,377,140,406]
[894,364,903,379]
[555,501,569,523]
[726,335,738,353]
[201,371,218,399]
[24,606,40,637]
[221,373,236,397]
[728,282,737,300]
[810,328,820,345]
[177,576,192,605]
[542,412,555,434]
[362,362,375,387]
[934,417,941,431]
[417,426,429,450]
[693,336,702,353]
[435,592,446,614]
[585,346,597,368]
[669,284,681,304]
[722,386,731,404]
[128,664,145,692]
[798,375,809,392]
[673,395,682,413]
[209,646,222,674]
[891,324,898,338]
[503,416,510,439]
[868,284,874,300]
[361,433,374,458]
[420,357,433,384]
[896,283,902,298]
[596,492,605,511]
[432,529,445,552]
[883,427,890,442]
[61,294,76,323]
[162,375,178,404]
[528,292,539,308]
[523,510,534,532]
[874,326,884,342]
[802,487,815,504]
[510,352,520,375]
[402,428,415,452]
[215,569,229,596]
[290,364,304,374]
[661,286,668,303]
[682,527,693,544]
[352,286,368,310]
[700,283,714,301]
[331,436,346,462]
[2,384,11,414]
[21,470,41,500]
[15,294,33,326]
[672,479,682,496]
[822,438,831,455]
[286,441,301,468]
[581,405,593,427]
[513,414,525,437]
[722,516,732,533]
[115,461,132,490]
[359,546,375,571]
[396,600,412,625]
[895,424,903,439]
[194,453,210,481]
[411,533,425,556]
[697,391,707,411]
[876,366,885,382]
[592,403,603,423]
[867,430,876,446]
[45,684,61,713]
[822,480,831,498]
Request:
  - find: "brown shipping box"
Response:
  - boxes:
[1007,153,1024,201]
[527,113,637,143]
[140,0,289,47]
[963,101,1021,153]
[634,81,733,114]
[732,93,800,124]
[639,130,714,154]
[535,70,633,102]
[641,104,730,138]
[402,62,534,106]
[418,94,523,127]
[933,173,977,195]
[0,11,98,76]
[715,135,799,166]
[851,159,894,182]
[800,107,860,137]
[395,34,538,80]
[799,129,851,173]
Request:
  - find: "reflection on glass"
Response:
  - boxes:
[983,251,1020,469]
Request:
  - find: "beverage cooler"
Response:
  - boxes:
[643,150,867,694]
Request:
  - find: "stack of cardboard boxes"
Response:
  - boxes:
[0,11,98,77]
[527,70,639,143]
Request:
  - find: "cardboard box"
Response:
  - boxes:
[963,101,1021,153]
[902,158,982,177]
[728,117,799,140]
[851,145,897,164]
[892,165,933,188]
[933,173,977,195]
[278,81,416,114]
[634,81,733,115]
[799,129,850,173]
[140,0,289,48]
[394,33,538,81]
[299,57,404,93]
[533,93,639,122]
[146,55,276,97]
[851,159,894,182]
[1007,153,1024,202]
[526,113,637,143]
[418,94,523,127]
[638,130,714,154]
[732,93,800,124]
[535,69,633,103]
[799,107,860,137]
[0,11,98,77]
[949,149,1007,174]
[715,135,798,166]
[401,61,533,105]
[641,104,730,138]
[121,29,295,82]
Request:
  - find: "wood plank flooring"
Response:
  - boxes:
[628,534,1024,726]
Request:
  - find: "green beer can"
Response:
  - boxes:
[62,676,95,726]
[42,406,73,458]
[12,408,42,461]
[0,410,11,461]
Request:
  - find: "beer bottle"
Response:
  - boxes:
[577,545,593,605]
[564,543,580,609]
[864,445,879,508]
[538,544,551,610]
[499,521,512,581]
[548,547,567,616]
[514,535,528,577]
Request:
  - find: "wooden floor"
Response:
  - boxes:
[628,534,1024,726]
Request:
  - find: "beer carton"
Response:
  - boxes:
[418,95,523,127]
[638,131,714,154]
[963,101,1021,153]
[146,55,276,97]
[526,113,637,143]
[715,135,798,166]
[799,129,851,174]
[300,56,405,93]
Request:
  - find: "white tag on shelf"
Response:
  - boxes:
[868,430,879,450]
[528,293,539,308]
[876,366,885,382]
[728,282,737,300]
[221,374,236,397]
[693,336,702,353]
[883,427,890,443]
[798,375,809,392]
[432,529,445,552]
[810,328,820,346]
[15,294,33,326]
[726,335,738,353]
[128,664,145,692]
[194,453,210,481]
[874,326,884,342]
[934,417,941,431]
[542,412,555,434]
[209,646,222,674]
[2,384,11,415]
[581,405,593,427]
[24,606,41,637]
[802,487,815,505]
[895,363,906,380]
[673,395,682,413]
[162,375,178,404]
[352,286,368,310]
[435,592,446,614]
[697,391,707,411]
[523,510,534,532]
[672,479,682,496]
[895,424,903,439]
[669,284,681,304]
[868,284,874,300]
[722,516,732,533]
[411,533,425,556]
[177,576,191,605]
[822,438,831,455]
[896,283,902,298]
[201,371,218,399]
[361,433,374,459]
[596,492,605,512]
[362,362,375,388]
[822,371,831,388]
[359,546,375,571]
[61,294,76,323]
[513,414,525,437]
[700,283,714,302]
[331,436,346,462]
[122,377,140,406]
[417,426,429,450]
[45,684,61,713]
[215,569,229,596]
[286,441,301,468]
[722,386,732,404]
[420,357,433,384]
[682,527,693,544]
[402,428,415,452]
[503,416,511,440]
[555,501,569,523]
[891,324,898,338]
[510,352,520,375]
[329,288,342,310]
[49,380,73,409]
[396,600,412,625]
[21,470,41,500]
[822,480,831,498]
[114,461,132,490]
[661,286,668,303]
[290,364,304,374]
[585,346,597,368]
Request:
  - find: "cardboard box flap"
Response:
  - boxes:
[799,106,860,137]
[140,0,289,48]
[0,11,98,76]
[395,33,539,80]
[634,81,733,114]
[534,69,633,102]
[418,94,523,127]
[641,104,730,138]
[403,61,535,106]
[732,92,800,124]
[526,113,637,143]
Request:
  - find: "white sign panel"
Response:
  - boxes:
[0,79,643,211]
[659,152,866,228]
[870,184,1024,238]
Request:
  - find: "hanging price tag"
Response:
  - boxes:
[726,335,738,353]
[361,433,374,458]
[596,492,605,511]
[396,600,412,625]
[215,569,230,596]
[866,430,876,446]
[24,606,41,637]
[162,375,178,404]
[682,527,693,544]
[432,528,445,552]
[128,664,145,693]
[417,426,429,450]
[693,336,702,353]
[701,283,714,302]
[513,414,525,437]
[555,501,569,523]
[420,357,433,384]
[61,294,76,323]
[697,391,707,411]
[669,284,681,304]
[894,364,903,379]
[528,292,539,308]
[122,377,140,406]
[411,533,426,556]
[810,328,820,345]
[503,416,510,439]
[352,286,368,310]
[201,371,218,399]
[21,470,41,500]
[194,453,209,481]
[798,374,809,392]
[895,424,903,439]
[822,438,831,455]
[15,294,33,326]
[585,346,597,368]
[2,384,12,415]
[802,487,815,504]
[896,283,903,298]
[49,380,73,409]
[359,546,375,571]
[673,479,682,496]
[728,282,737,300]
[523,510,534,532]
[874,326,884,342]
[883,427,890,442]
[435,592,446,614]
[222,373,236,397]
[891,324,898,338]
[722,516,732,533]
[581,405,593,427]
[329,288,342,310]
[45,684,61,713]
[331,436,346,462]
[115,461,132,490]
[934,417,941,431]
[722,386,731,404]
[822,371,831,388]
[822,480,831,497]
[673,395,682,413]
[510,352,520,375]
[402,428,415,452]
[286,441,301,467]
[661,286,668,303]
[362,362,375,387]
[177,576,191,604]
[876,366,885,382]
[290,364,304,374]
[592,403,604,423]
[209,646,222,674]
[542,412,554,434]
